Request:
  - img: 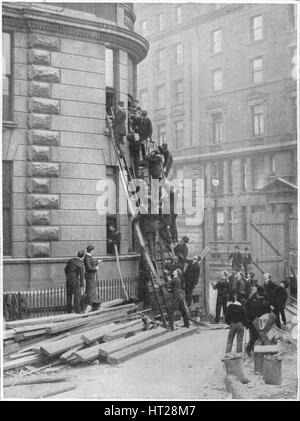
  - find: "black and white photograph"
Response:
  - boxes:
[0,0,299,401]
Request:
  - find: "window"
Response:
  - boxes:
[289,4,297,30]
[173,79,183,104]
[252,104,264,136]
[291,96,297,131]
[176,5,182,24]
[173,43,183,66]
[212,112,224,143]
[212,69,222,93]
[251,57,263,83]
[174,120,184,148]
[241,206,248,241]
[2,32,12,121]
[2,161,12,256]
[140,19,147,35]
[252,156,265,190]
[155,84,165,109]
[241,159,247,192]
[214,208,225,241]
[157,124,166,144]
[105,48,114,88]
[212,161,223,194]
[155,49,165,72]
[228,207,234,241]
[270,155,276,174]
[203,164,208,195]
[156,13,164,31]
[228,160,233,193]
[251,15,263,41]
[139,89,149,111]
[211,29,222,54]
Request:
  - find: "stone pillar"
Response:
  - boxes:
[27,33,61,257]
[223,160,229,195]
[246,157,253,192]
[206,162,212,196]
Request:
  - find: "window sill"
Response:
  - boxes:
[247,39,264,46]
[3,120,18,129]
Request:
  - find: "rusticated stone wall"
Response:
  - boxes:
[27,33,61,258]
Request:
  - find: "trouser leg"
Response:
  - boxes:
[280,309,287,325]
[66,280,73,313]
[226,324,237,354]
[73,280,81,314]
[222,296,227,320]
[179,297,190,328]
[236,323,244,353]
[274,308,281,329]
[185,289,193,307]
[215,296,222,323]
[246,323,258,353]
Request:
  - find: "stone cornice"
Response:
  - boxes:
[2,4,149,63]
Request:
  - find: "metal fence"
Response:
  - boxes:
[3,276,139,321]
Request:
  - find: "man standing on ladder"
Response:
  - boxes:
[112,101,127,158]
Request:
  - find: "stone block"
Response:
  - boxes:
[28,49,51,65]
[28,114,51,130]
[27,210,51,226]
[27,145,50,162]
[27,194,59,209]
[29,65,60,83]
[27,178,50,194]
[28,129,59,146]
[29,81,50,98]
[51,52,104,73]
[29,97,60,114]
[28,226,60,242]
[27,242,51,258]
[28,162,60,178]
[29,33,60,51]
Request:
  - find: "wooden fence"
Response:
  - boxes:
[3,276,139,321]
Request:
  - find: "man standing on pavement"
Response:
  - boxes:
[166,268,190,330]
[225,295,248,354]
[228,245,243,273]
[64,250,85,314]
[184,255,201,307]
[84,245,100,313]
[211,274,231,323]
[242,247,252,277]
[174,236,189,271]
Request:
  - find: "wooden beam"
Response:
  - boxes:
[107,326,199,364]
[47,318,89,335]
[4,375,70,388]
[4,354,43,372]
[81,319,142,345]
[250,220,284,259]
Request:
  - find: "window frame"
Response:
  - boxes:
[252,155,265,191]
[252,104,264,137]
[214,207,225,241]
[288,4,297,31]
[139,19,147,35]
[2,31,13,122]
[157,123,166,144]
[250,14,263,42]
[211,112,224,144]
[251,56,263,84]
[228,207,234,241]
[176,5,182,24]
[211,29,222,55]
[241,206,248,241]
[156,12,164,31]
[173,43,184,66]
[155,83,166,110]
[154,48,165,73]
[174,119,184,149]
[173,78,184,105]
[241,159,247,192]
[212,68,223,93]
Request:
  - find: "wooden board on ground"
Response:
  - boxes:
[59,345,85,362]
[5,302,135,329]
[4,342,20,356]
[47,318,89,335]
[40,332,85,357]
[98,327,167,358]
[4,354,43,372]
[81,319,142,344]
[4,375,70,387]
[15,329,48,342]
[107,326,199,364]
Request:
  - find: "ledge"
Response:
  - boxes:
[3,120,18,129]
[3,253,141,265]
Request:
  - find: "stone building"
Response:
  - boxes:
[2,2,148,291]
[135,3,298,306]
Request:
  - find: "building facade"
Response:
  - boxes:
[2,2,148,291]
[135,3,298,305]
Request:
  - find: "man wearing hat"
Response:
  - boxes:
[166,268,190,330]
[64,250,85,314]
[112,101,127,158]
[272,279,289,328]
[184,255,201,307]
[139,110,153,159]
[158,143,173,178]
[84,245,100,312]
[228,245,243,272]
[174,236,189,271]
[211,273,231,323]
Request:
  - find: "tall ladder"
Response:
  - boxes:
[106,115,168,327]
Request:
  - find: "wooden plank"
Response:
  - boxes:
[253,345,278,354]
[40,332,85,357]
[6,350,37,360]
[4,342,20,356]
[102,325,144,342]
[15,329,48,342]
[59,345,85,362]
[99,327,168,358]
[81,319,141,344]
[4,354,43,372]
[4,330,16,340]
[101,298,124,308]
[107,327,199,364]
[47,318,89,335]
[5,303,136,329]
[4,375,70,387]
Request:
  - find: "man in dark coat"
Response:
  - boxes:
[263,273,279,306]
[147,149,163,179]
[184,255,201,307]
[211,275,231,323]
[248,271,258,287]
[225,297,248,354]
[107,224,121,255]
[159,143,173,178]
[174,236,189,271]
[228,245,243,272]
[139,110,153,159]
[243,247,252,277]
[64,250,85,314]
[235,272,251,304]
[128,99,142,133]
[271,279,289,328]
[112,101,127,158]
[166,268,190,330]
[139,214,158,260]
[84,245,99,311]
[245,286,272,356]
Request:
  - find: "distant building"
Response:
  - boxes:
[135,3,297,304]
[2,2,148,290]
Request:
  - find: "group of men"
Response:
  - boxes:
[64,245,101,314]
[211,245,289,356]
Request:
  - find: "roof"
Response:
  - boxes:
[260,177,298,193]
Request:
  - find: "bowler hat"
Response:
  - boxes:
[182,236,189,243]
[87,245,95,253]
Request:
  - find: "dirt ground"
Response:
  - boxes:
[4,328,231,400]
